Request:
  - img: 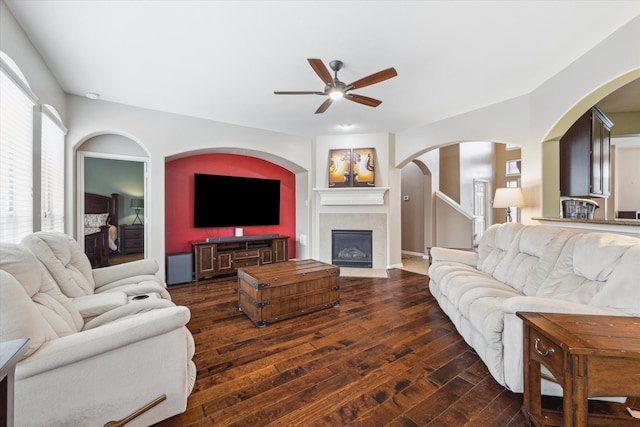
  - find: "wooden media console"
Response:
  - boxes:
[192,235,288,282]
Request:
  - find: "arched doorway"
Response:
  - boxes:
[401,160,432,258]
[77,134,149,265]
[400,141,521,262]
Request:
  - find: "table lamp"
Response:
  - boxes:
[130,198,144,225]
[493,188,525,222]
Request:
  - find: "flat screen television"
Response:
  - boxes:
[193,173,280,228]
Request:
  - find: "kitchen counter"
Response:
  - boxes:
[533,217,640,236]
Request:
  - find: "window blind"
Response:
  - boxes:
[0,69,36,243]
[40,106,66,232]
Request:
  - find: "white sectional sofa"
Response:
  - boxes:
[0,235,196,427]
[428,223,640,397]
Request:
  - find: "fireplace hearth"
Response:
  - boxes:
[332,230,373,268]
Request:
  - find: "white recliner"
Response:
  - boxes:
[21,232,172,320]
[0,242,196,427]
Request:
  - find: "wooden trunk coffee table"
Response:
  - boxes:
[518,312,640,427]
[238,259,340,327]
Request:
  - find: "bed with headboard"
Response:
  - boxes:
[84,192,119,267]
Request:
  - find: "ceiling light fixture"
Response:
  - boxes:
[328,87,344,100]
[85,92,100,100]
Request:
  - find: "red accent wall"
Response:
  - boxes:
[165,153,296,258]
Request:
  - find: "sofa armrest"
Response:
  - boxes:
[430,247,478,267]
[501,296,623,393]
[501,296,622,316]
[72,292,128,319]
[14,305,195,427]
[16,305,190,379]
[92,258,159,288]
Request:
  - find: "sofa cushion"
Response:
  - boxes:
[492,225,573,296]
[96,279,170,300]
[428,261,480,286]
[476,223,523,275]
[0,270,56,357]
[574,232,637,282]
[22,232,96,297]
[0,243,83,333]
[1,242,43,297]
[590,243,640,315]
[536,233,639,306]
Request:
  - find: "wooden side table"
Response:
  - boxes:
[1,338,29,427]
[518,312,640,427]
[120,224,144,254]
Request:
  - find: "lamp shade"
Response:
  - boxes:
[493,188,525,208]
[130,198,144,209]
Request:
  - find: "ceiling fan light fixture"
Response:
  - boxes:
[328,88,344,100]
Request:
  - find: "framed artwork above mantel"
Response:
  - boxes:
[328,148,376,187]
[328,148,352,187]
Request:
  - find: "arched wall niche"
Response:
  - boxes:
[165,151,298,256]
[166,146,307,175]
[165,146,310,260]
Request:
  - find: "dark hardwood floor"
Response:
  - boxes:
[154,268,529,426]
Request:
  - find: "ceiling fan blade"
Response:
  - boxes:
[315,98,333,114]
[347,67,397,90]
[308,58,334,86]
[345,94,382,107]
[274,91,325,95]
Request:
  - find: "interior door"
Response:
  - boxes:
[473,180,488,246]
[77,132,149,267]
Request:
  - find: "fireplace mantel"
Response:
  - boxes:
[313,187,390,206]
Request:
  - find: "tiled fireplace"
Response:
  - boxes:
[318,212,387,270]
[331,230,373,268]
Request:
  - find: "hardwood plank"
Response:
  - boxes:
[154,269,531,426]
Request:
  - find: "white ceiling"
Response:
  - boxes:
[5,1,640,137]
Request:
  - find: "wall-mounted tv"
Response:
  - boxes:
[193,173,280,228]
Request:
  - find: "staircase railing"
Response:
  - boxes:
[433,191,475,249]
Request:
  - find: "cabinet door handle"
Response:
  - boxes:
[534,337,555,357]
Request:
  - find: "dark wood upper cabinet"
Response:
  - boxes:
[560,105,613,198]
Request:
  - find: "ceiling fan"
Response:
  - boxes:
[274,58,397,114]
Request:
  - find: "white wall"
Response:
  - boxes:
[4,0,639,276]
[65,96,312,278]
[0,1,66,120]
[312,133,402,269]
[396,15,640,224]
